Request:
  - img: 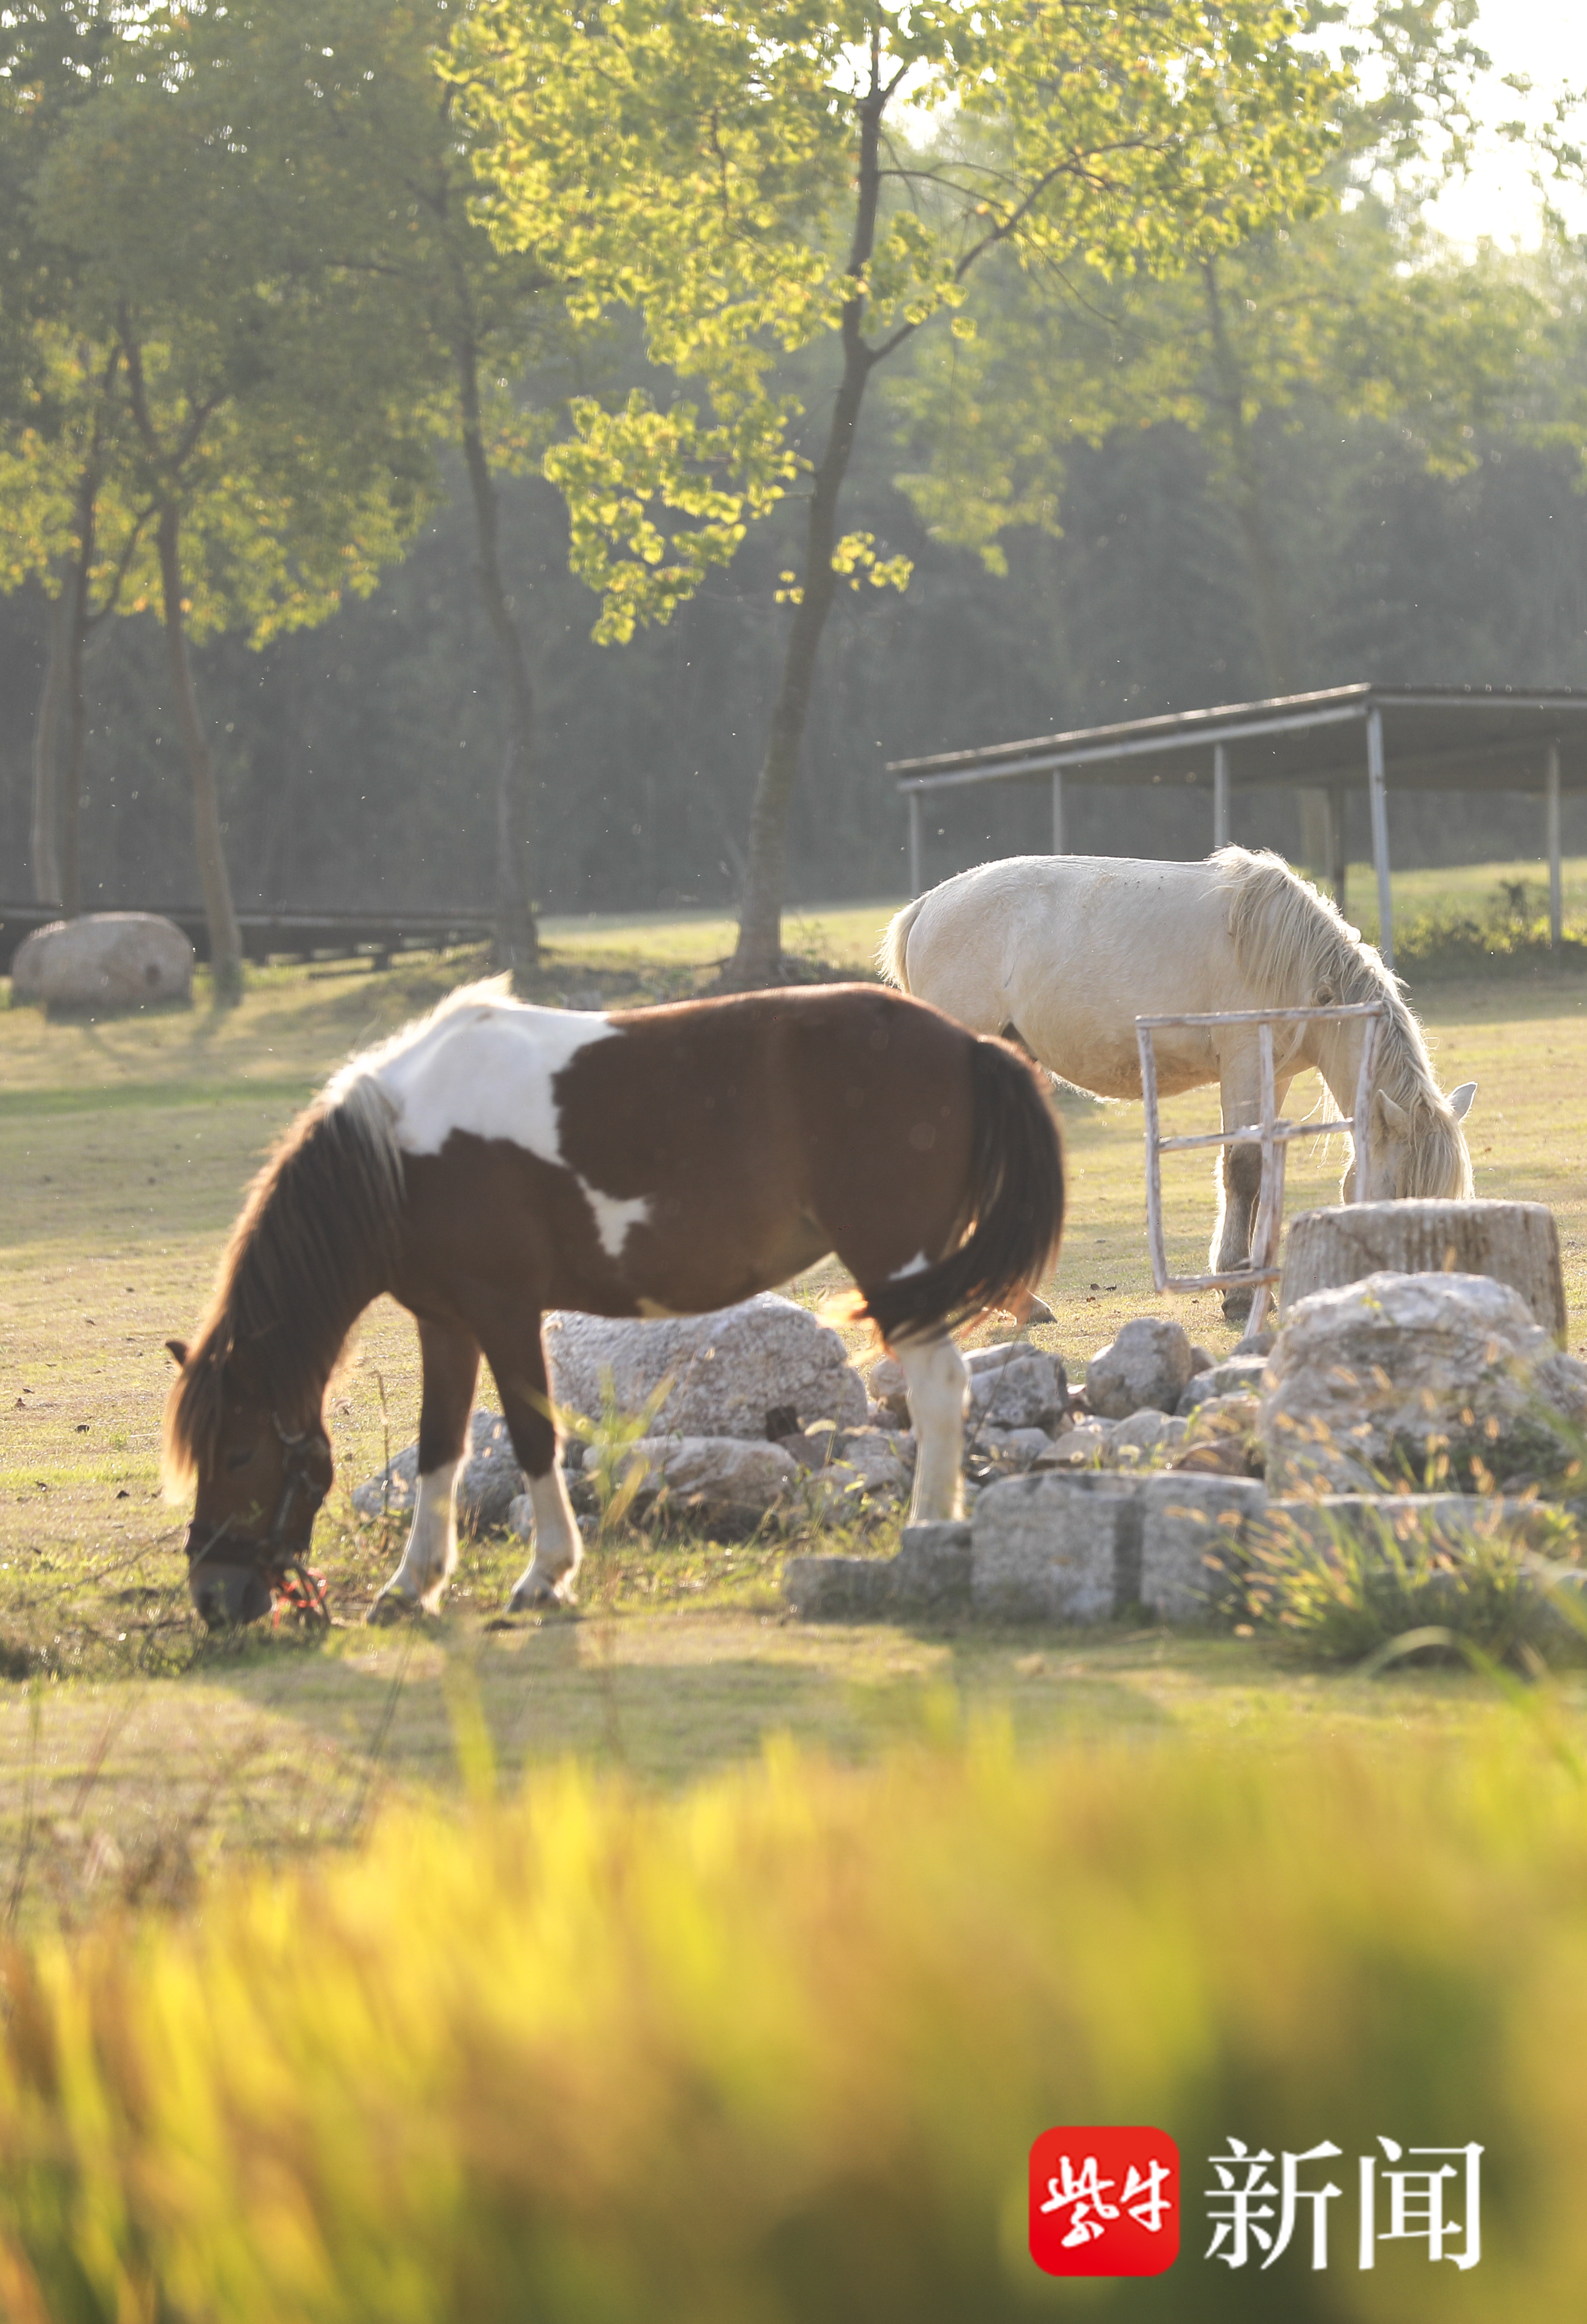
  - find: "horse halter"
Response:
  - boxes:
[185,1411,332,1623]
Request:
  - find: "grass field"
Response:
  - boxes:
[1,883,1585,1924]
[5,883,1587,2318]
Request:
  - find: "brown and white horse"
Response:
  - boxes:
[163,977,1064,1626]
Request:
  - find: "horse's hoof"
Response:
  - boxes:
[366,1589,423,1627]
[507,1574,576,1615]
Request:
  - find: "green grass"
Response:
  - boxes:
[5,905,1587,2315]
[2,900,1587,1920]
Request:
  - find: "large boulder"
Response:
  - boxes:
[1261,1271,1587,1495]
[1084,1317,1194,1419]
[544,1294,866,1442]
[11,912,193,1006]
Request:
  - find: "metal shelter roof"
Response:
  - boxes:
[887,683,1587,798]
[886,683,1587,969]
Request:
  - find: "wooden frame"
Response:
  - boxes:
[1134,1001,1387,1340]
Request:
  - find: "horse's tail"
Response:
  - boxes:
[876,895,927,993]
[865,1034,1065,1344]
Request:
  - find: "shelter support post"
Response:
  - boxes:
[1327,787,1346,913]
[1051,768,1066,855]
[1547,741,1562,949]
[908,791,923,899]
[1366,705,1393,972]
[1213,741,1231,852]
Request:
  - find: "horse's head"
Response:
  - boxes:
[163,1339,333,1628]
[1346,1078,1477,1202]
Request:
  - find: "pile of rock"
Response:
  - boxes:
[355,1294,918,1539]
[787,1262,1587,1631]
[352,1251,1587,1626]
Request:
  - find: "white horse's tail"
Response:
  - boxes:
[877,896,927,992]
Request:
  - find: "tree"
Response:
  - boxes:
[0,327,152,910]
[5,2,437,995]
[888,0,1529,876]
[245,0,604,977]
[459,0,1346,983]
[0,1,149,911]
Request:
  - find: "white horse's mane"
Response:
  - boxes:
[1215,846,1472,1196]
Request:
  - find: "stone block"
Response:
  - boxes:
[970,1472,1143,1622]
[1138,1474,1269,1623]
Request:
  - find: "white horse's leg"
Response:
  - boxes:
[507,1468,583,1613]
[1212,1055,1291,1321]
[897,1337,969,1521]
[373,1458,462,1615]
[369,1317,479,1623]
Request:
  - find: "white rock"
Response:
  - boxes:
[11,912,194,1006]
[1084,1317,1194,1419]
[977,1425,1056,1470]
[829,1432,912,1496]
[1178,1358,1268,1416]
[622,1434,799,1531]
[966,1349,1067,1432]
[965,1342,1034,1376]
[1105,1409,1189,1462]
[544,1294,867,1442]
[1033,1421,1110,1468]
[1261,1270,1587,1495]
[354,1409,532,1532]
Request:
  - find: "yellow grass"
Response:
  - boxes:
[4,1720,1587,2320]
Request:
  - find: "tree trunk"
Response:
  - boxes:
[454,329,538,979]
[724,457,854,986]
[1280,1199,1566,1343]
[1201,260,1330,872]
[58,478,98,921]
[157,504,244,1000]
[724,68,889,990]
[30,586,69,907]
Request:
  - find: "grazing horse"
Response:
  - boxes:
[882,847,1474,1318]
[163,978,1064,1627]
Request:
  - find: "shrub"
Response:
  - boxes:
[1234,1496,1584,1664]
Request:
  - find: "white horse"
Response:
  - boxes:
[880,848,1476,1318]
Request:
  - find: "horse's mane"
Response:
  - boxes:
[162,1075,406,1493]
[1214,846,1473,1198]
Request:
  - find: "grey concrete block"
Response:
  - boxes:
[970,1472,1143,1623]
[783,1555,897,1620]
[1138,1474,1269,1623]
[783,1522,973,1621]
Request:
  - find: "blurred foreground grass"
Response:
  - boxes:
[2,1718,1584,2321]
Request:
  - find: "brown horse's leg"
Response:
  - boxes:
[894,1337,969,1521]
[369,1317,480,1621]
[473,1312,582,1614]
